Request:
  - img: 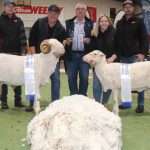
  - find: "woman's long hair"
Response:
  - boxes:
[92,14,113,37]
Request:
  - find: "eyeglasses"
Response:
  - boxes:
[76,7,86,11]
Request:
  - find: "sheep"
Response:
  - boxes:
[0,39,65,114]
[27,95,122,150]
[83,50,150,115]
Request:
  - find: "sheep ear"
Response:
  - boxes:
[40,40,51,54]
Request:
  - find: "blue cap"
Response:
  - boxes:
[4,0,16,6]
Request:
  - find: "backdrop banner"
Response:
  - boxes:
[141,0,150,47]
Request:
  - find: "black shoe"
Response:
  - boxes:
[25,105,33,112]
[135,105,144,113]
[14,101,26,107]
[119,105,129,109]
[2,102,9,109]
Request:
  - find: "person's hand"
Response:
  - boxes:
[53,51,65,58]
[83,38,90,44]
[66,38,72,45]
[86,60,97,67]
[137,54,144,62]
[107,54,117,63]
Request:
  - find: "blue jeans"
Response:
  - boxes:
[120,55,144,105]
[93,70,111,104]
[66,52,90,96]
[50,63,60,101]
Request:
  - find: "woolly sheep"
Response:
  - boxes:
[0,39,65,114]
[27,95,122,150]
[83,50,150,115]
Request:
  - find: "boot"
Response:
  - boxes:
[135,105,144,113]
[14,100,26,107]
[25,103,34,112]
[2,101,9,109]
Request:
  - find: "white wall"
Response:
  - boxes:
[0,0,123,27]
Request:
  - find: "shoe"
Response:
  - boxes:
[25,105,33,112]
[135,105,144,113]
[14,101,26,107]
[119,105,129,109]
[2,102,9,109]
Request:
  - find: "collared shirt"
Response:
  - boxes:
[72,18,85,51]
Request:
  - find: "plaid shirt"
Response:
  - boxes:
[0,12,27,55]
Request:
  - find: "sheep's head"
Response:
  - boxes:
[83,50,106,66]
[40,39,65,55]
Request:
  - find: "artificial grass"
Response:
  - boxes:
[0,73,150,150]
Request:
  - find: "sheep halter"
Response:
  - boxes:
[40,40,51,54]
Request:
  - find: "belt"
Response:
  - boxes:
[72,51,85,53]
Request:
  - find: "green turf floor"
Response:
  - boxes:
[0,73,150,150]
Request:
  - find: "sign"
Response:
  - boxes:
[87,7,97,22]
[15,5,64,27]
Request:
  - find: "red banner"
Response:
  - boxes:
[87,7,97,22]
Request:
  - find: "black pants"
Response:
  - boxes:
[1,84,22,102]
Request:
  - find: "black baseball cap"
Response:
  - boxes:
[123,0,133,7]
[48,4,60,13]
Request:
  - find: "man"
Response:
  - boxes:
[0,0,27,109]
[27,4,66,111]
[65,2,93,96]
[116,0,149,113]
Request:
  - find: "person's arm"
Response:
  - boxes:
[28,19,39,54]
[19,19,27,55]
[138,18,149,61]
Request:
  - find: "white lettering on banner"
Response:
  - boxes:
[15,6,64,27]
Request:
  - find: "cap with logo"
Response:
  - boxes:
[4,0,16,6]
[123,0,133,7]
[48,4,60,13]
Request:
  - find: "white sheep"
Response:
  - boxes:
[0,39,65,114]
[83,50,150,115]
[27,95,122,150]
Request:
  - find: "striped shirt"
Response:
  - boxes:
[72,18,85,51]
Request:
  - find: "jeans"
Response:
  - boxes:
[93,70,111,104]
[120,55,144,105]
[66,52,90,96]
[1,84,22,102]
[50,63,60,102]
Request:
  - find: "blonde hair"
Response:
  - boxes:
[92,14,113,37]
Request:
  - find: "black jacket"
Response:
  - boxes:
[29,17,66,53]
[91,27,117,60]
[116,15,149,57]
[65,16,93,60]
[0,13,27,55]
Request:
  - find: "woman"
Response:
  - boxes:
[91,14,118,106]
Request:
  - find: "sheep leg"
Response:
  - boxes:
[33,99,41,115]
[112,89,119,116]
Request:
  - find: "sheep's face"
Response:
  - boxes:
[40,39,65,55]
[83,50,106,65]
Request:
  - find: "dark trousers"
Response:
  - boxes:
[1,84,22,102]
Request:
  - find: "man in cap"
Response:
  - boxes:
[0,0,27,109]
[27,4,66,111]
[116,0,149,113]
